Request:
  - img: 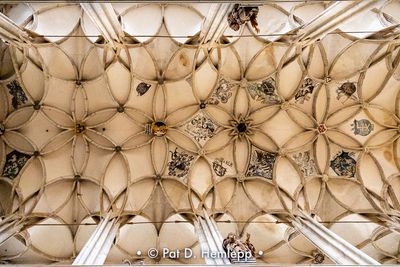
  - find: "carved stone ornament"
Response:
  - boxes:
[312,250,325,264]
[74,123,86,134]
[222,233,256,264]
[317,123,327,134]
[228,4,260,33]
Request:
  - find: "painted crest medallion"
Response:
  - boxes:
[294,77,319,104]
[208,77,234,105]
[136,82,151,96]
[184,113,217,144]
[247,77,281,105]
[6,80,28,109]
[330,150,356,177]
[228,4,260,33]
[293,151,317,176]
[246,148,276,179]
[168,148,194,178]
[2,150,31,179]
[212,158,233,177]
[351,119,374,136]
[336,82,357,103]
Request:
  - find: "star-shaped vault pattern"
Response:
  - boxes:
[0,2,400,265]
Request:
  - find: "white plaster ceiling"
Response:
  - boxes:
[0,1,400,265]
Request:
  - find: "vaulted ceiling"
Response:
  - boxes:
[0,1,400,265]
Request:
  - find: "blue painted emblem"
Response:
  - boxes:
[330,150,356,177]
[351,119,374,136]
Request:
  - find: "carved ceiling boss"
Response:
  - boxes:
[223,233,256,263]
[228,4,260,33]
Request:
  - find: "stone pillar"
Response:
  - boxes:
[296,0,384,46]
[73,213,119,265]
[194,210,231,265]
[80,3,124,49]
[0,12,30,47]
[0,215,23,246]
[292,212,381,265]
[200,4,233,48]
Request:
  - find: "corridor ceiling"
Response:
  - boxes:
[0,1,400,264]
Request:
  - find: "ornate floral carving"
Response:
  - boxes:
[184,113,217,144]
[230,117,253,138]
[168,148,194,178]
[330,150,356,177]
[311,250,325,264]
[2,150,31,179]
[212,158,233,177]
[227,4,259,33]
[223,233,256,263]
[246,148,276,179]
[6,80,28,109]
[317,124,327,134]
[74,123,86,134]
[351,119,374,136]
[293,151,317,177]
[294,77,319,104]
[248,78,281,104]
[208,77,234,105]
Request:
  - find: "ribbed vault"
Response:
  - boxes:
[0,1,400,264]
